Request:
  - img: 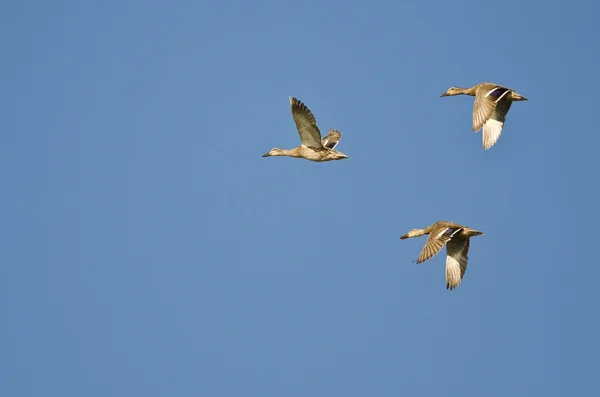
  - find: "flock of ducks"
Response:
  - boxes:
[262,82,528,290]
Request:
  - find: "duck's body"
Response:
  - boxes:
[262,144,345,162]
[262,97,349,162]
[400,221,484,290]
[441,82,527,150]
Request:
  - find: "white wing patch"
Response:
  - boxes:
[445,238,470,290]
[482,119,504,150]
[446,255,463,290]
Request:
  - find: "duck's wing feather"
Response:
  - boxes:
[416,226,463,264]
[445,237,470,290]
[472,85,512,132]
[290,97,323,149]
[482,98,513,150]
[321,128,342,150]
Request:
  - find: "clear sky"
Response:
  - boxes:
[2,0,599,396]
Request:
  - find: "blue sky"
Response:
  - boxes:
[2,0,599,395]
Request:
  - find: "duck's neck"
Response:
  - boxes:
[409,229,428,237]
[280,149,296,156]
[270,148,296,157]
[454,86,478,96]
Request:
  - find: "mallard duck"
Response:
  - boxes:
[400,221,484,290]
[441,82,527,150]
[262,97,349,162]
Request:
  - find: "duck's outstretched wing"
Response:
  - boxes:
[445,237,470,290]
[290,97,323,149]
[481,98,513,150]
[472,84,512,132]
[416,226,463,264]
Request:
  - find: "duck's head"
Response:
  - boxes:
[400,229,425,239]
[332,152,350,160]
[440,87,460,97]
[510,91,528,101]
[262,148,284,157]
